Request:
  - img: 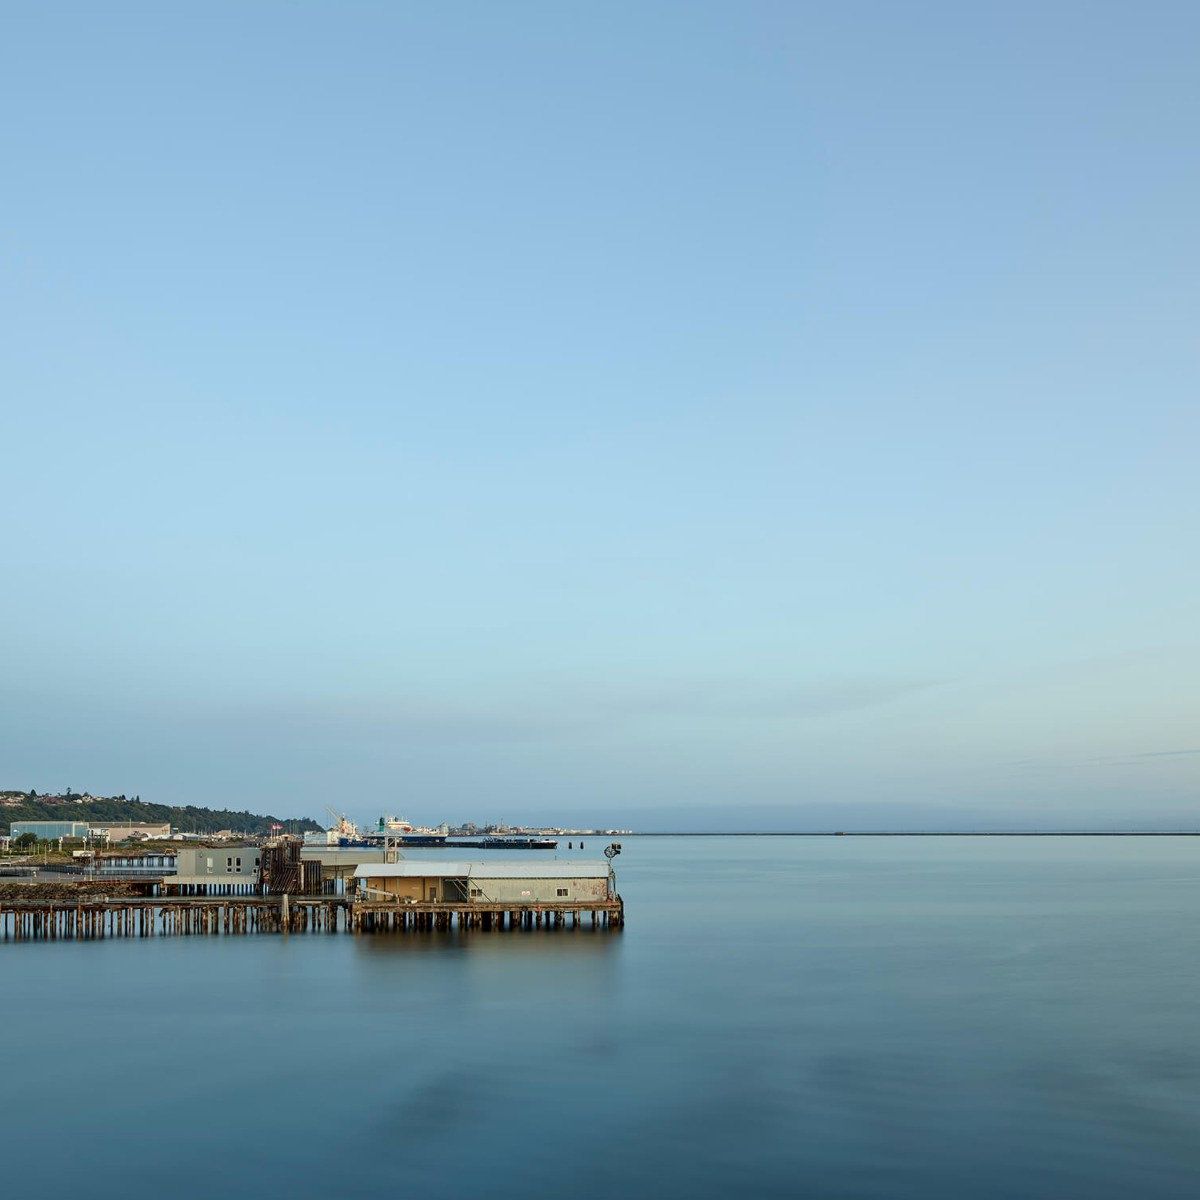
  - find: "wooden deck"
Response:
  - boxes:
[0,894,624,940]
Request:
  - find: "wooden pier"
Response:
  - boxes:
[0,895,624,941]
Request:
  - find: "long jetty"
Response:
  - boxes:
[0,895,625,941]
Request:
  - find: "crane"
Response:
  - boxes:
[324,807,357,837]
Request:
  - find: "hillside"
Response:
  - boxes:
[0,791,321,836]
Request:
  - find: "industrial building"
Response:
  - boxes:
[90,822,171,842]
[10,820,90,841]
[354,860,613,904]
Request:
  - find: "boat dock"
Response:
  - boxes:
[0,895,625,941]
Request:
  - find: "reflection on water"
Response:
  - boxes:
[2,836,1200,1200]
[351,923,622,958]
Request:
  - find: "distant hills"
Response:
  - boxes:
[0,790,321,836]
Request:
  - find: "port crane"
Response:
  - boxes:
[324,807,359,839]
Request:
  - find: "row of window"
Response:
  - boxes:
[202,855,260,873]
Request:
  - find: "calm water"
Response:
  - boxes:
[3,836,1199,1198]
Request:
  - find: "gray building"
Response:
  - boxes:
[167,846,261,894]
[355,860,612,904]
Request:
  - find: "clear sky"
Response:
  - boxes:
[2,2,1197,830]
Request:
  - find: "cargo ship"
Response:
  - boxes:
[362,816,449,847]
[303,813,448,848]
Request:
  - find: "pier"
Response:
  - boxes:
[0,895,624,940]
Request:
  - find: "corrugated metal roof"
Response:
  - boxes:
[471,861,610,879]
[354,860,610,880]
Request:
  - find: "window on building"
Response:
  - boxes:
[470,888,482,897]
[556,888,569,897]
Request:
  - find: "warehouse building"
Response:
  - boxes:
[354,860,613,904]
[10,820,90,841]
[90,822,171,842]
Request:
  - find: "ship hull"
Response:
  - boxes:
[446,837,558,850]
[360,833,449,847]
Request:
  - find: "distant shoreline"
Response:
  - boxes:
[624,831,1200,837]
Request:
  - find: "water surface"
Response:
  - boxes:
[3,836,1198,1198]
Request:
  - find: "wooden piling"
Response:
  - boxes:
[0,894,623,941]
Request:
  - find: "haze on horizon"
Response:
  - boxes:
[2,3,1197,832]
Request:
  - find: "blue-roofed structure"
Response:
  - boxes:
[11,820,90,841]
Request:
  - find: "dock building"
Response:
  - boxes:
[354,860,613,904]
[166,846,261,895]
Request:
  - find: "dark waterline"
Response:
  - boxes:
[3,835,1198,1199]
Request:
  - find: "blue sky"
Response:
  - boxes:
[2,2,1197,829]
